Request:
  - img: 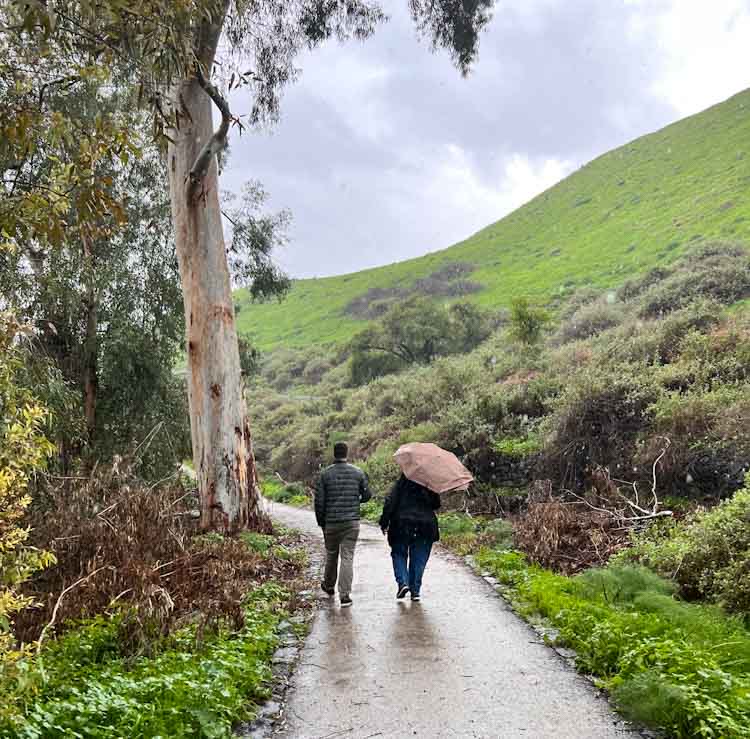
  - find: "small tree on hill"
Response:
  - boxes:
[509,297,550,346]
[350,297,493,384]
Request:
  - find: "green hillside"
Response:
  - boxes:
[236,89,750,350]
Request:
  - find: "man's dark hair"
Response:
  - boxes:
[333,442,348,460]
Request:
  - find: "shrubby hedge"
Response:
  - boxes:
[618,476,750,613]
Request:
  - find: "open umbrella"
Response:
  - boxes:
[393,442,474,494]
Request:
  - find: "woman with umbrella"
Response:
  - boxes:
[379,443,473,602]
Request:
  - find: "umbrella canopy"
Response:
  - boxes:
[393,442,474,494]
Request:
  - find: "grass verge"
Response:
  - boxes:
[261,478,310,508]
[441,516,750,739]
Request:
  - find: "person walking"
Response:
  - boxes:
[379,473,441,602]
[315,441,371,608]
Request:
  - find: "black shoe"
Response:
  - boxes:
[340,595,353,608]
[321,582,335,596]
[396,585,409,600]
[411,593,421,602]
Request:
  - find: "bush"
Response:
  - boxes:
[638,243,750,318]
[14,469,282,646]
[619,477,750,613]
[591,300,721,367]
[508,297,550,345]
[349,297,493,385]
[261,479,307,504]
[660,325,750,391]
[514,496,627,573]
[493,434,541,459]
[554,299,623,343]
[617,266,671,302]
[540,364,661,491]
[642,385,750,498]
[350,350,404,386]
[0,315,56,665]
[360,498,384,523]
[361,442,401,498]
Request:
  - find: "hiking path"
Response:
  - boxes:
[268,502,641,739]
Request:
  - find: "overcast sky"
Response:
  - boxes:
[221,0,750,279]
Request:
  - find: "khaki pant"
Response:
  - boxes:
[322,521,360,597]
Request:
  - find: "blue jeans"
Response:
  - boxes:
[390,535,433,595]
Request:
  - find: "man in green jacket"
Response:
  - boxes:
[315,442,371,608]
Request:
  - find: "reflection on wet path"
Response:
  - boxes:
[269,502,637,739]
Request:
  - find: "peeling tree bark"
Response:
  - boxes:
[167,9,268,532]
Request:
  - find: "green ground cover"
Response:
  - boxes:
[1,534,305,739]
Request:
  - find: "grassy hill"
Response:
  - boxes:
[236,88,750,350]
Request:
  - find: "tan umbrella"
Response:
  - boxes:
[393,442,474,494]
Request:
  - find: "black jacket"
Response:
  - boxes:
[315,460,371,527]
[379,475,441,544]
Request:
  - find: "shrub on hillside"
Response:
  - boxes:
[638,244,750,318]
[302,357,335,385]
[508,297,550,345]
[642,385,750,499]
[658,325,750,392]
[619,477,750,613]
[350,350,405,386]
[592,299,721,367]
[361,442,401,497]
[349,297,494,385]
[617,266,671,302]
[269,426,327,484]
[554,299,623,344]
[540,365,661,492]
[559,286,602,319]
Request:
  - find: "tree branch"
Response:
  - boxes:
[357,342,410,363]
[37,566,109,655]
[187,63,231,195]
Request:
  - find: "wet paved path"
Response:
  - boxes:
[269,502,638,739]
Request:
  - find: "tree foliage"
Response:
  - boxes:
[223,181,291,301]
[508,296,550,345]
[0,314,56,665]
[350,297,493,384]
[1,76,190,475]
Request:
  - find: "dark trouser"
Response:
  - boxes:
[323,521,360,597]
[390,534,433,596]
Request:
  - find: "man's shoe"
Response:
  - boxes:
[411,593,421,602]
[396,585,409,600]
[320,582,335,596]
[340,595,353,608]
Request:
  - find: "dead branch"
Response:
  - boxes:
[651,436,671,513]
[37,566,109,655]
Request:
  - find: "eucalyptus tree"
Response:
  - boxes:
[7,0,496,530]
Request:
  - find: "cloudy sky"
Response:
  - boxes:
[221,0,750,278]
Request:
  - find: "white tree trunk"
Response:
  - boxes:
[167,75,266,532]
